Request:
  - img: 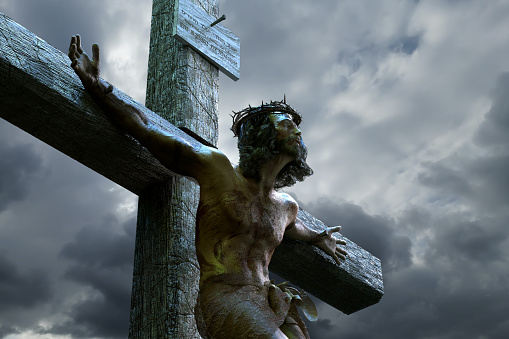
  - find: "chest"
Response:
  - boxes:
[202,189,297,241]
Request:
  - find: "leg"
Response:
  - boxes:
[198,283,288,339]
[279,308,309,339]
[280,323,306,339]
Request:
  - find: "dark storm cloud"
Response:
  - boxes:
[412,72,509,267]
[45,216,136,338]
[295,75,509,337]
[353,264,509,339]
[0,0,107,52]
[60,215,136,270]
[300,199,412,273]
[0,138,46,212]
[367,73,509,338]
[0,325,19,339]
[0,252,53,311]
[299,199,509,338]
[301,72,509,339]
[306,319,334,338]
[1,1,509,338]
[420,72,509,213]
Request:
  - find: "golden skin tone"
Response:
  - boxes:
[69,35,347,339]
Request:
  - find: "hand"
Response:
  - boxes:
[312,226,347,265]
[68,35,101,90]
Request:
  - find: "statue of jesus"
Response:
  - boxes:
[69,35,347,339]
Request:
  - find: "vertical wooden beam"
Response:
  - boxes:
[129,0,219,338]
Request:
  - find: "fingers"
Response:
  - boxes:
[336,238,346,245]
[336,246,347,257]
[329,226,342,233]
[331,253,342,265]
[334,242,348,263]
[322,226,342,237]
[92,43,100,67]
[76,34,84,54]
[333,246,347,261]
[68,36,76,61]
[69,35,82,67]
[336,252,346,261]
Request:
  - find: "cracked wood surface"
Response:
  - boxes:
[129,0,219,338]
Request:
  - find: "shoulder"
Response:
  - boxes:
[274,192,299,217]
[142,124,235,183]
[277,192,297,205]
[195,146,237,186]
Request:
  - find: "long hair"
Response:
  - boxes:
[237,114,313,189]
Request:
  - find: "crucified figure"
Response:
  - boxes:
[69,35,347,339]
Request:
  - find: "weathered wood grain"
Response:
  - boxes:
[129,0,219,338]
[174,0,240,81]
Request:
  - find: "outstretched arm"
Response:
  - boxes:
[68,35,226,180]
[285,218,347,265]
[69,35,149,137]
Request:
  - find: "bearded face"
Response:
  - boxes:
[270,113,307,160]
[276,134,307,160]
[237,112,313,189]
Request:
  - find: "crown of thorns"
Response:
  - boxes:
[231,98,302,137]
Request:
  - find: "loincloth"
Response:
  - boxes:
[195,274,310,339]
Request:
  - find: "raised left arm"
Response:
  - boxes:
[285,218,347,265]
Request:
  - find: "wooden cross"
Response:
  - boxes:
[0,1,383,338]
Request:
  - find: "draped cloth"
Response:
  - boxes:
[195,273,310,339]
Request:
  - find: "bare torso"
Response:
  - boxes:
[196,165,298,288]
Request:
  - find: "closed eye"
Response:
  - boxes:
[280,120,295,128]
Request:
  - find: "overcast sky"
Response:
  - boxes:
[1,0,509,338]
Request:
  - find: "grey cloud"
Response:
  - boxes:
[0,325,19,339]
[46,216,136,338]
[311,257,509,339]
[419,153,509,213]
[296,185,509,338]
[0,252,53,312]
[389,34,422,55]
[419,72,509,212]
[469,155,509,207]
[300,199,412,272]
[1,1,508,338]
[431,214,508,263]
[50,266,131,339]
[0,0,106,53]
[60,215,136,270]
[418,161,472,198]
[306,319,335,339]
[474,73,509,151]
[0,139,46,212]
[471,74,509,151]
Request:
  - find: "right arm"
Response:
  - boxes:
[68,35,228,181]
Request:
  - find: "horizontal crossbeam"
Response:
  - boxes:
[0,12,189,195]
[0,12,383,314]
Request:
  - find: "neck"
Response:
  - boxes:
[250,153,293,196]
